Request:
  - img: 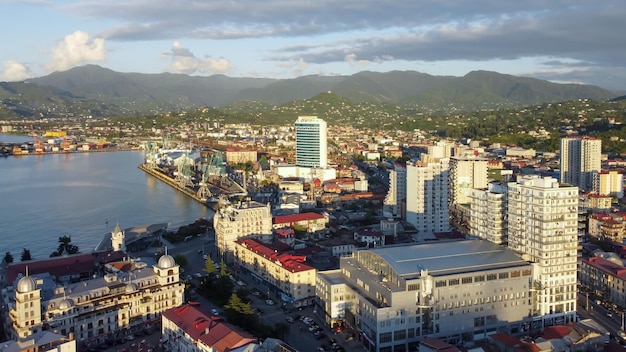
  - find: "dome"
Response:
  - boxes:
[157,254,176,269]
[58,298,74,310]
[125,282,137,293]
[16,276,37,293]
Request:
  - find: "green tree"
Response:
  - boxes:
[4,252,14,264]
[220,259,228,277]
[174,254,188,267]
[50,235,80,257]
[204,258,217,275]
[21,248,32,262]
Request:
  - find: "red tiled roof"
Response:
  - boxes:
[489,332,522,346]
[583,257,626,280]
[235,238,314,273]
[273,212,324,224]
[163,303,255,352]
[541,325,572,340]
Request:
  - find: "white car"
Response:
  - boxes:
[211,308,219,315]
[265,299,274,306]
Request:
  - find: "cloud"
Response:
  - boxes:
[2,61,35,82]
[162,42,231,75]
[345,54,369,67]
[45,31,107,73]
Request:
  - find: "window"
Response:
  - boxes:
[380,332,392,343]
[486,274,497,281]
[394,330,406,341]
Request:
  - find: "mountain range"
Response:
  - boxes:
[0,64,617,119]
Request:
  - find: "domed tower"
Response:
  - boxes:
[153,248,180,286]
[11,269,43,339]
[111,222,126,252]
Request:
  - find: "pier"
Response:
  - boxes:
[138,163,246,207]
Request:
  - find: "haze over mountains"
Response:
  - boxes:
[0,65,617,119]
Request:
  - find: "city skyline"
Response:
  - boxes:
[2,1,626,90]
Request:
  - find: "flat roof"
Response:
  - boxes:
[363,239,529,278]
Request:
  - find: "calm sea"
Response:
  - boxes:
[0,134,213,259]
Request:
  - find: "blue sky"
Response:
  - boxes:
[2,0,625,90]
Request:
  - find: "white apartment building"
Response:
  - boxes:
[560,136,601,191]
[449,156,488,207]
[383,164,406,219]
[316,240,535,351]
[3,254,184,348]
[213,200,273,262]
[507,175,578,320]
[295,116,327,168]
[406,157,451,237]
[233,238,317,306]
[469,182,508,245]
[593,170,624,198]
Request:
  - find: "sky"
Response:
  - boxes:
[2,1,626,91]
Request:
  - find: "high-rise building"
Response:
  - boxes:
[383,163,406,218]
[507,175,578,318]
[449,156,488,231]
[469,182,508,244]
[406,156,451,237]
[560,137,601,191]
[295,116,327,168]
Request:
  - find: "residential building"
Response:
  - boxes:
[383,164,406,219]
[295,116,327,168]
[316,240,535,351]
[469,182,508,245]
[593,170,624,198]
[213,200,273,262]
[579,256,626,310]
[2,253,184,348]
[507,175,578,319]
[449,156,488,231]
[405,156,451,238]
[161,302,257,352]
[588,212,626,242]
[560,137,601,191]
[233,238,316,306]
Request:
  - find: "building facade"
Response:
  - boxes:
[316,240,535,352]
[405,157,451,237]
[560,137,601,191]
[593,170,624,198]
[213,200,273,262]
[507,175,578,320]
[3,254,184,348]
[295,116,327,168]
[161,302,257,352]
[233,238,317,306]
[469,182,508,245]
[383,164,406,219]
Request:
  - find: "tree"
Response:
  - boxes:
[219,259,228,277]
[50,235,80,257]
[174,254,188,267]
[4,252,14,264]
[204,258,217,275]
[21,248,32,262]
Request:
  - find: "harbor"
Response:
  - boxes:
[137,146,247,208]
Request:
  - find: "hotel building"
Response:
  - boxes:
[383,164,406,219]
[295,116,327,168]
[469,182,508,245]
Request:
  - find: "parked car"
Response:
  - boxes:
[265,299,274,305]
[285,316,294,323]
[211,308,219,315]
